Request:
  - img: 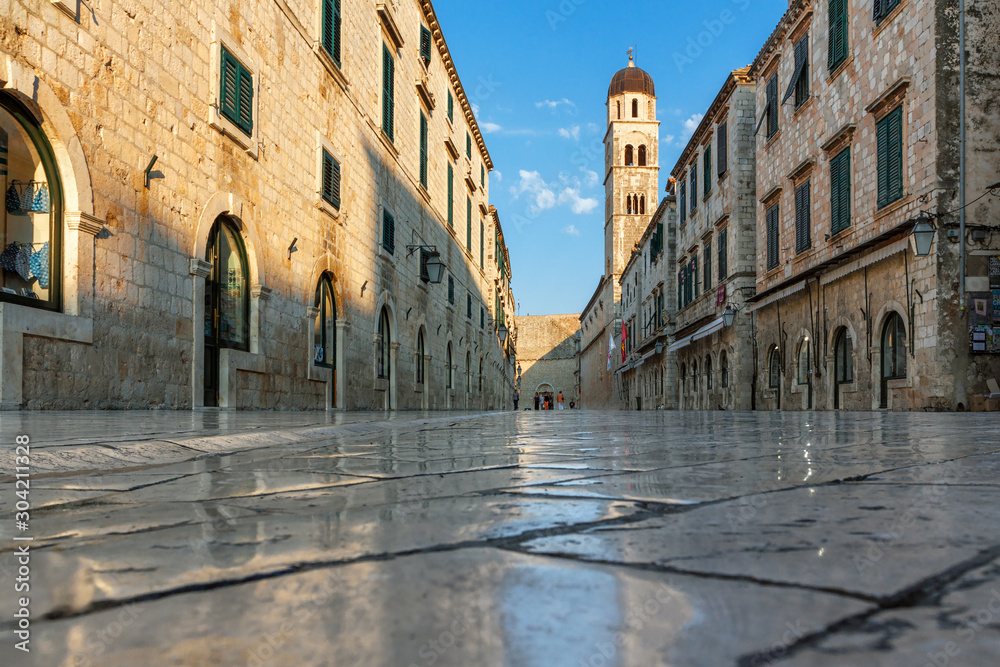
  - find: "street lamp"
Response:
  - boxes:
[498,323,508,344]
[723,305,737,327]
[909,215,936,257]
[655,341,663,355]
[407,245,446,284]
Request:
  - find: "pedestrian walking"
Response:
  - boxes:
[534,393,540,410]
[557,391,564,410]
[513,391,519,410]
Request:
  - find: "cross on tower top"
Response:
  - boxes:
[627,47,634,66]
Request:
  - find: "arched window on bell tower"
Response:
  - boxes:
[640,195,646,214]
[627,195,633,214]
[617,101,621,119]
[625,145,634,166]
[632,99,638,118]
[638,145,647,166]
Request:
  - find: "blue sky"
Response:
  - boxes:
[436,0,788,317]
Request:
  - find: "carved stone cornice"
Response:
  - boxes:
[189,258,213,277]
[251,285,272,301]
[65,211,104,236]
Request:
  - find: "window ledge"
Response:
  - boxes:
[308,364,333,383]
[378,129,399,157]
[765,130,782,149]
[316,199,341,221]
[716,170,729,183]
[874,0,908,36]
[826,55,854,84]
[414,383,424,394]
[792,95,815,119]
[874,195,911,222]
[316,48,348,91]
[417,183,431,204]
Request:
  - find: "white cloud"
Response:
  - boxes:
[662,134,676,145]
[471,102,481,117]
[558,187,599,215]
[563,224,581,236]
[681,114,704,141]
[481,122,503,134]
[494,170,503,183]
[582,169,599,187]
[558,125,581,141]
[510,170,598,216]
[535,98,576,110]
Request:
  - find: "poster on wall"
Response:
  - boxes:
[990,256,1000,289]
[969,292,1000,353]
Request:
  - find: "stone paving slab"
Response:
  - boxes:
[0,410,998,666]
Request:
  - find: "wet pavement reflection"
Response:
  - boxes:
[0,410,998,666]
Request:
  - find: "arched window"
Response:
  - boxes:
[638,145,647,166]
[627,195,633,214]
[680,363,686,395]
[478,358,483,392]
[377,307,391,380]
[446,343,453,389]
[314,273,336,368]
[881,313,906,408]
[466,351,472,394]
[204,217,250,406]
[640,195,646,215]
[720,351,729,388]
[705,355,713,390]
[416,330,425,384]
[692,360,699,391]
[625,145,634,166]
[797,338,811,385]
[1,94,62,310]
[632,98,638,118]
[769,347,781,389]
[833,328,853,409]
[617,101,621,119]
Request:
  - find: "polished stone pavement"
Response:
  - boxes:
[1,410,999,666]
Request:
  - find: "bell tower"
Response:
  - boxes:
[604,51,659,299]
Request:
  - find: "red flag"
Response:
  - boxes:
[621,320,627,363]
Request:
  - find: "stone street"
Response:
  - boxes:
[1,410,999,666]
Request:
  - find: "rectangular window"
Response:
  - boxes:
[466,133,472,159]
[481,164,485,187]
[718,228,728,280]
[321,0,342,67]
[783,35,810,108]
[382,45,395,142]
[829,0,848,71]
[447,164,454,227]
[419,113,428,189]
[479,220,484,266]
[448,91,454,122]
[717,122,728,176]
[480,306,485,329]
[466,197,472,251]
[830,147,852,234]
[766,204,780,269]
[767,73,779,138]
[419,25,432,64]
[795,181,812,253]
[679,180,687,225]
[873,0,902,25]
[692,255,699,296]
[704,240,712,291]
[704,145,712,197]
[220,47,253,136]
[690,166,698,213]
[321,149,341,208]
[877,106,904,209]
[448,275,455,304]
[678,269,684,310]
[382,209,395,254]
[467,293,472,318]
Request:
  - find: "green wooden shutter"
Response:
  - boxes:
[795,181,811,253]
[322,150,334,205]
[481,164,485,187]
[479,220,484,266]
[420,26,432,64]
[448,92,454,122]
[467,293,472,318]
[767,205,779,269]
[704,145,712,197]
[448,276,455,304]
[382,45,394,142]
[332,158,341,208]
[220,48,240,126]
[679,181,686,224]
[831,148,851,234]
[886,107,903,204]
[767,74,778,137]
[419,113,428,188]
[717,122,728,175]
[466,197,472,251]
[704,240,712,290]
[828,0,847,70]
[466,133,471,159]
[718,228,727,280]
[382,210,395,254]
[322,0,342,66]
[690,167,697,212]
[447,164,453,226]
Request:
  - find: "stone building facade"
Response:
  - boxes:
[579,55,659,409]
[748,0,1000,411]
[516,314,580,408]
[0,0,515,410]
[618,195,678,410]
[669,69,758,411]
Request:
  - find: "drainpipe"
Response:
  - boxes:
[959,0,967,310]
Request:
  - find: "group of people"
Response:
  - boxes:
[512,391,574,410]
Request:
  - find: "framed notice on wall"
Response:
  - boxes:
[969,291,1000,353]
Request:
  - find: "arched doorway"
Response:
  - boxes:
[314,273,337,407]
[536,383,554,410]
[204,217,250,407]
[833,328,853,409]
[880,313,906,409]
[797,337,812,410]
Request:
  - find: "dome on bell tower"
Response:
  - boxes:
[608,56,655,98]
